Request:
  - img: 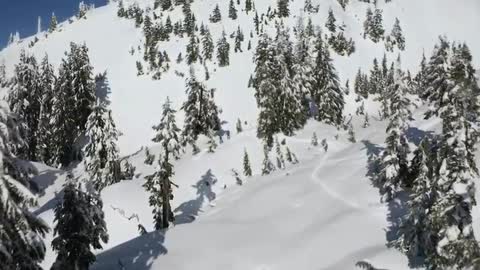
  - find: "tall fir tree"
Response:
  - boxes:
[186,34,200,64]
[325,8,337,33]
[202,28,214,61]
[51,174,108,270]
[378,58,412,201]
[144,99,181,229]
[277,0,290,17]
[51,42,96,167]
[181,67,221,144]
[49,13,58,32]
[0,105,49,270]
[84,101,121,191]
[37,54,56,164]
[210,4,222,23]
[311,30,344,126]
[391,18,405,50]
[217,31,231,67]
[243,149,252,177]
[229,0,238,20]
[427,42,480,269]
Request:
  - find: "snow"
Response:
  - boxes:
[1,0,480,269]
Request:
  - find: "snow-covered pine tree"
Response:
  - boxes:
[378,57,412,201]
[84,101,121,191]
[391,18,405,51]
[181,67,221,145]
[363,113,370,128]
[337,0,349,10]
[363,8,373,39]
[49,13,58,32]
[186,34,200,64]
[217,31,231,67]
[311,29,345,126]
[427,42,480,269]
[202,28,214,61]
[422,37,451,119]
[51,173,108,270]
[8,50,42,160]
[229,0,238,20]
[210,4,222,23]
[326,8,337,33]
[253,29,305,146]
[0,104,49,270]
[371,8,385,42]
[413,53,427,96]
[321,139,328,152]
[292,15,315,117]
[51,43,96,166]
[144,147,155,165]
[277,0,290,17]
[78,1,88,19]
[152,97,182,159]
[261,145,275,175]
[245,0,252,13]
[243,148,252,177]
[37,54,56,164]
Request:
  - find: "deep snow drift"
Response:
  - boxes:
[1,0,480,269]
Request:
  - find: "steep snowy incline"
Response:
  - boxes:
[1,0,480,269]
[1,0,479,155]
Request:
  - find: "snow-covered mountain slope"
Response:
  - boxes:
[1,0,480,269]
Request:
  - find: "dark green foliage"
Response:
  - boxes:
[51,176,108,270]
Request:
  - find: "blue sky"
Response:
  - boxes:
[0,0,107,48]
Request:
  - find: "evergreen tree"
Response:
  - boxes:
[337,0,349,10]
[8,50,42,160]
[210,4,222,23]
[84,102,120,191]
[254,31,305,146]
[427,42,480,269]
[217,31,230,67]
[51,43,96,167]
[261,145,275,175]
[161,0,172,10]
[49,13,58,32]
[254,12,260,34]
[78,1,88,19]
[391,18,405,50]
[378,58,412,201]
[37,55,56,163]
[181,67,221,144]
[144,147,155,165]
[229,0,238,20]
[186,34,200,64]
[51,174,108,270]
[363,112,370,128]
[325,8,336,33]
[245,0,253,13]
[347,122,356,143]
[145,98,181,230]
[243,149,252,177]
[201,28,214,61]
[117,0,125,17]
[152,97,182,160]
[277,0,290,17]
[369,57,382,95]
[422,37,451,119]
[311,30,345,126]
[0,105,49,270]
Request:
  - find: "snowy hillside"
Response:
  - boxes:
[1,0,480,269]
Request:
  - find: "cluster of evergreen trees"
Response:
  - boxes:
[375,38,480,269]
[8,43,97,167]
[3,43,124,269]
[253,19,344,146]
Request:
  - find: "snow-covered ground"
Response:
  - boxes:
[1,0,480,269]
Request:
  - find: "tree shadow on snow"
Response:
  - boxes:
[95,71,112,106]
[405,127,435,147]
[92,230,167,270]
[174,169,217,225]
[361,140,424,268]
